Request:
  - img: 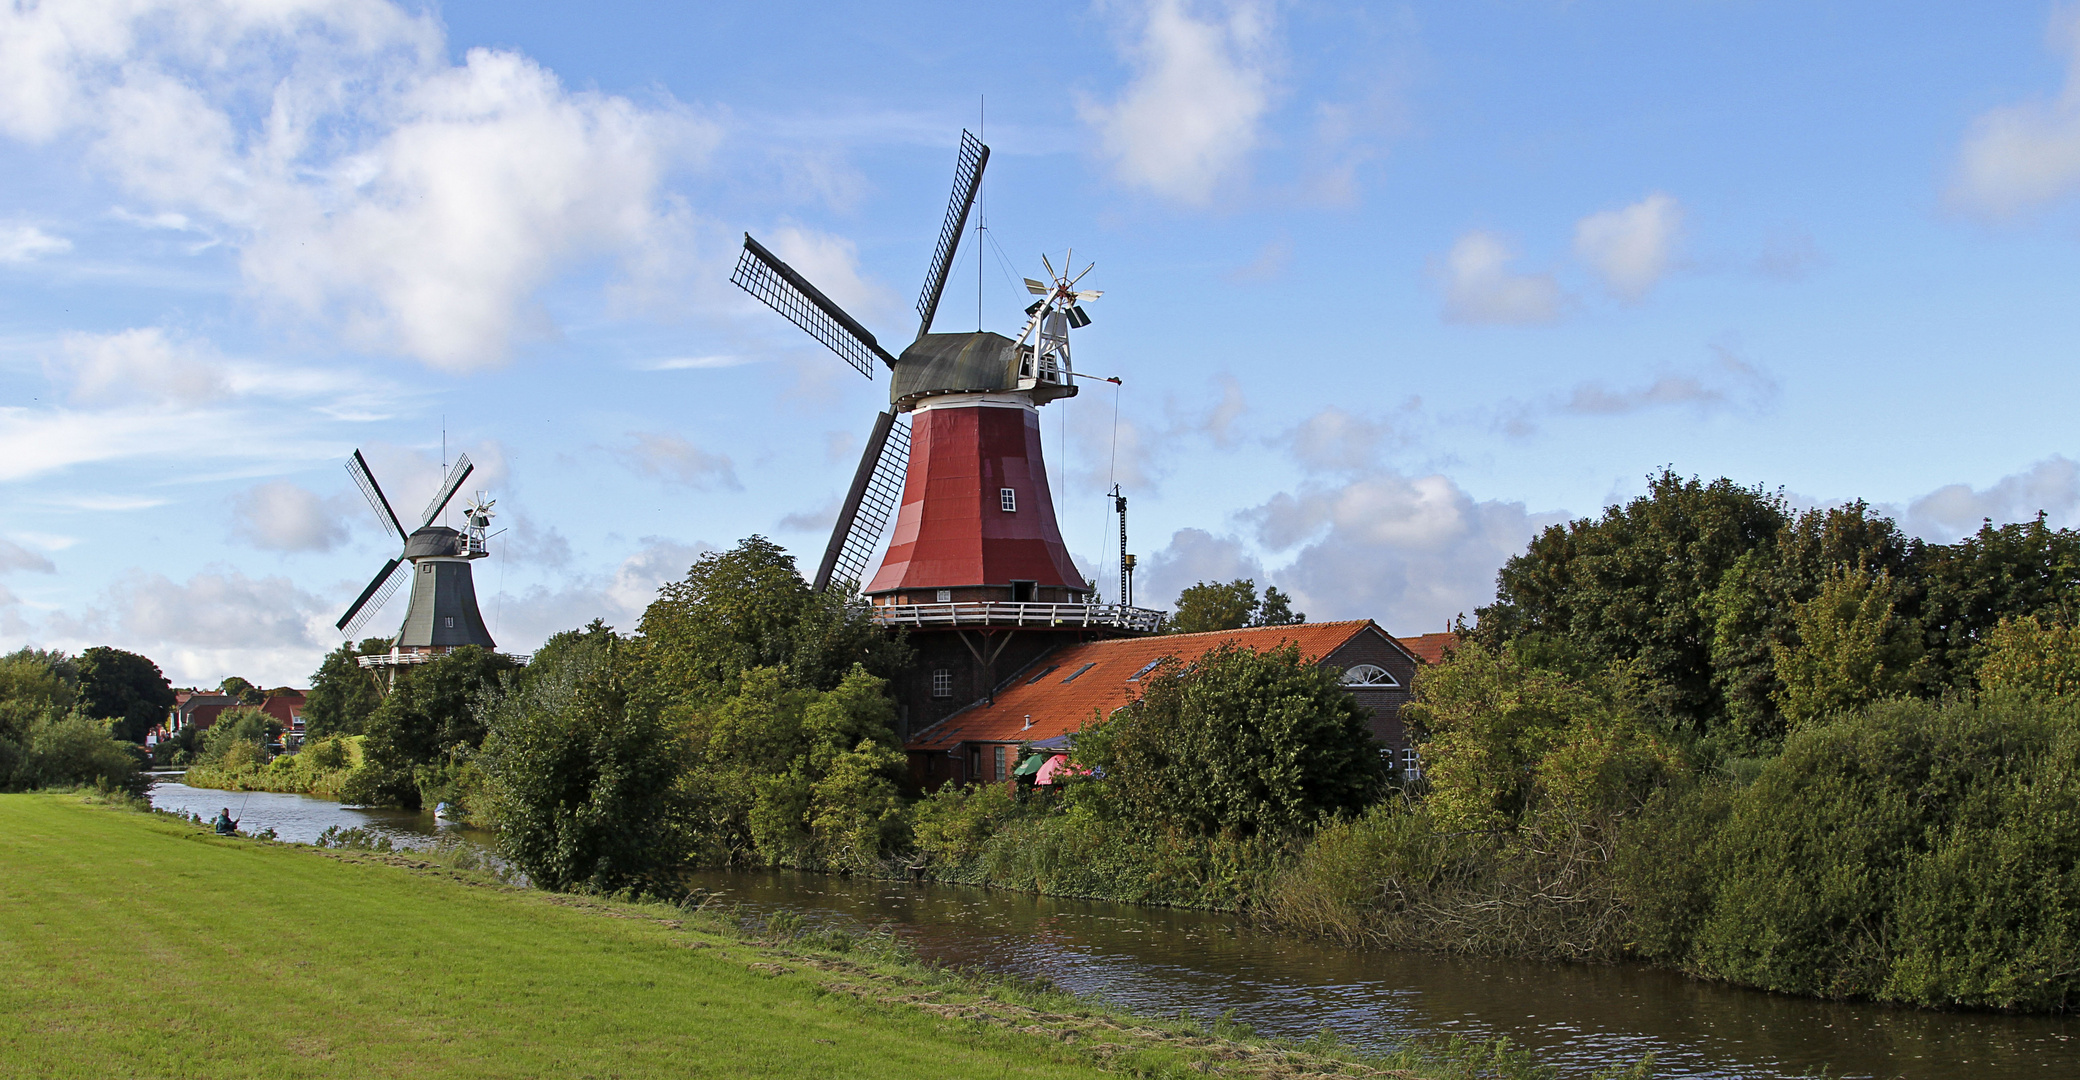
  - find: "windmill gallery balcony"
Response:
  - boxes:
[869,600,1165,633]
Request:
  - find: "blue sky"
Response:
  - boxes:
[7,1,2080,687]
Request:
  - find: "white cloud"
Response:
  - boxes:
[1953,12,2080,215]
[0,537,56,575]
[1436,230,1564,325]
[42,566,334,686]
[0,224,69,262]
[231,481,348,553]
[1282,406,1393,472]
[1573,192,1683,301]
[619,432,742,491]
[1083,0,1277,206]
[637,355,757,371]
[1135,527,1267,611]
[1904,456,2080,541]
[2,1,719,371]
[1244,473,1560,632]
[50,327,227,407]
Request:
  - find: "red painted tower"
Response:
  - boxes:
[731,131,1162,746]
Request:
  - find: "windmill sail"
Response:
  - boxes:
[915,130,989,340]
[731,235,895,378]
[348,450,406,544]
[420,454,474,528]
[338,557,407,635]
[813,411,911,593]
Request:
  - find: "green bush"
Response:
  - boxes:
[1687,695,2080,1008]
[14,712,147,795]
[1084,642,1382,839]
[200,706,279,764]
[478,625,690,895]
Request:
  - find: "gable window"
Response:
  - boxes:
[1000,488,1017,512]
[1340,664,1398,687]
[931,669,952,698]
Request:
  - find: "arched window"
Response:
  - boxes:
[1340,663,1398,687]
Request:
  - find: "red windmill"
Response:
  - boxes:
[732,131,1161,737]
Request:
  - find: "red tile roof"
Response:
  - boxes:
[907,620,1406,752]
[1397,631,1462,666]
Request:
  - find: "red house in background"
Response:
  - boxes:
[904,620,1434,789]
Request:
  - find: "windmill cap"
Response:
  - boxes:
[403,525,464,559]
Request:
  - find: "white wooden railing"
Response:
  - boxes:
[870,602,1165,632]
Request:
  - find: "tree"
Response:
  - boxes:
[1771,568,1923,729]
[1083,643,1382,838]
[217,676,264,705]
[302,638,389,738]
[201,706,281,768]
[679,664,910,870]
[344,646,518,809]
[1475,470,1789,736]
[1920,514,2080,690]
[478,624,691,894]
[77,647,175,743]
[1404,642,1680,832]
[637,536,908,703]
[1256,585,1305,626]
[1169,579,1259,634]
[1978,615,2080,697]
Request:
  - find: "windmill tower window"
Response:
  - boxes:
[444,617,454,628]
[1000,488,1017,512]
[931,669,952,698]
[937,589,952,602]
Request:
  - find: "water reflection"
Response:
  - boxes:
[147,775,488,850]
[684,869,2080,1080]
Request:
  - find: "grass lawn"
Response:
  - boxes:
[0,794,1141,1079]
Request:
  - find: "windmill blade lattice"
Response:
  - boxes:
[347,450,406,544]
[813,411,911,593]
[338,557,407,635]
[731,234,895,378]
[420,454,474,528]
[915,130,989,339]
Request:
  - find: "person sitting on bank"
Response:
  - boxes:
[211,808,238,835]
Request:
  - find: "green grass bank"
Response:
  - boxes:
[0,795,1613,1080]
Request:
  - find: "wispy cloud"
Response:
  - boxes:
[0,224,69,263]
[618,432,742,491]
[1500,347,1779,436]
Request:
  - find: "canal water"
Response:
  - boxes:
[148,778,2074,1078]
[147,775,479,849]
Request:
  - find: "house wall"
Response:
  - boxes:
[1321,628,1421,752]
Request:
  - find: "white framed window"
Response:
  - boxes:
[931,669,952,698]
[1340,664,1399,687]
[1000,488,1017,512]
[937,589,952,602]
[1401,746,1422,780]
[993,745,1006,779]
